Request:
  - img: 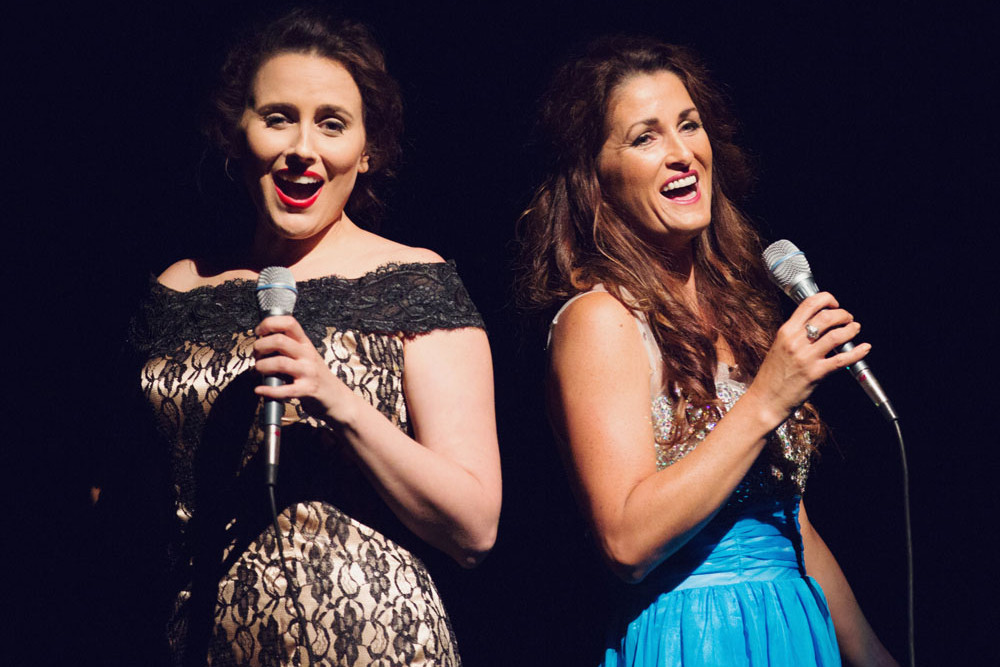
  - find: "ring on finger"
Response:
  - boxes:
[804,323,820,341]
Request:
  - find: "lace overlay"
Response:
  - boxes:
[128,261,481,666]
[652,364,812,511]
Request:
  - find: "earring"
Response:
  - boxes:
[224,157,235,182]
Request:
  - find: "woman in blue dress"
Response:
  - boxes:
[517,35,896,666]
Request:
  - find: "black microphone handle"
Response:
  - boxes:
[785,275,898,421]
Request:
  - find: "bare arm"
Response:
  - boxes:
[799,502,898,666]
[548,290,869,582]
[253,317,501,568]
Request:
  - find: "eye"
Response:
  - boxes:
[631,132,654,147]
[679,119,703,133]
[263,113,291,129]
[318,117,347,135]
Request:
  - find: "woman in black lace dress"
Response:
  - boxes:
[100,9,500,666]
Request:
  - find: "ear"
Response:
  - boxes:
[358,150,371,174]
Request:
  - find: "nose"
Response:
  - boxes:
[663,131,694,169]
[286,125,318,166]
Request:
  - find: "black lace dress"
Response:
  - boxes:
[124,261,482,666]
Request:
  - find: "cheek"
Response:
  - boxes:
[326,141,368,175]
[243,130,277,165]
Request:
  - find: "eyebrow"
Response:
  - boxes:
[252,102,357,122]
[623,107,699,135]
[315,104,356,121]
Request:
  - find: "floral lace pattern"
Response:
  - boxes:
[128,262,481,666]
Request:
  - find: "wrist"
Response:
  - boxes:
[318,375,362,433]
[731,385,788,436]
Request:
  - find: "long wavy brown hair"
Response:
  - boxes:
[517,35,822,452]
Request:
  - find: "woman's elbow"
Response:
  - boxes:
[452,521,498,569]
[601,534,659,584]
[452,495,501,568]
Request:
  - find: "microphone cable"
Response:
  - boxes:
[256,267,317,664]
[764,240,914,666]
[892,418,915,667]
[267,485,318,665]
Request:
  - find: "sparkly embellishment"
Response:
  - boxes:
[651,364,812,510]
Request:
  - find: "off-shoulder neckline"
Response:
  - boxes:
[152,260,453,296]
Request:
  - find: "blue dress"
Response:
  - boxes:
[601,363,841,667]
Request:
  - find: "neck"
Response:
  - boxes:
[250,214,355,271]
[661,242,698,303]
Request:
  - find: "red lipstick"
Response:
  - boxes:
[274,170,323,209]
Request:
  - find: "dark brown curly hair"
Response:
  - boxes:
[204,7,403,227]
[517,35,822,452]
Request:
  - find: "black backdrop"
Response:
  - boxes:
[7,1,998,664]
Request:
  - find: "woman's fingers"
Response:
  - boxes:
[804,306,854,336]
[751,291,872,423]
[812,320,861,354]
[253,331,299,357]
[255,314,308,341]
[252,315,330,399]
[825,340,872,371]
[253,352,305,378]
[788,292,839,327]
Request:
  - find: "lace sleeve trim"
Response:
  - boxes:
[128,261,485,353]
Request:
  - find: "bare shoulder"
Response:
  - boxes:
[548,289,651,393]
[551,290,637,347]
[157,259,200,291]
[371,237,445,266]
[347,229,445,275]
[388,245,445,266]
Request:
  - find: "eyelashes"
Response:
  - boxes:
[260,113,347,135]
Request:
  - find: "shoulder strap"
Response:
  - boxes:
[633,310,665,398]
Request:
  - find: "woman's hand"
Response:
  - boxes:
[252,314,501,568]
[252,315,355,421]
[743,292,871,429]
[547,290,872,582]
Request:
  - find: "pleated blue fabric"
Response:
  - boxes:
[601,499,840,666]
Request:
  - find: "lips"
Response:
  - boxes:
[274,170,323,208]
[660,171,700,204]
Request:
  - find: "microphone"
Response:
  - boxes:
[255,266,298,486]
[763,240,898,422]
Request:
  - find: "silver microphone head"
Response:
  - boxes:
[256,266,297,316]
[763,239,813,297]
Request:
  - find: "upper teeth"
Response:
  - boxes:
[279,174,322,185]
[662,175,697,192]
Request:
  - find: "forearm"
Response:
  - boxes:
[333,390,500,567]
[580,390,781,581]
[254,319,501,568]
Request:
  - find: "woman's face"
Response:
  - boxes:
[240,52,369,239]
[596,70,713,249]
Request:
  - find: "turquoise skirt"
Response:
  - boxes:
[602,500,840,666]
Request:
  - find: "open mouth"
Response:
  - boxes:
[660,173,699,202]
[274,171,323,207]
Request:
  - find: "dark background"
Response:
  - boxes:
[7,1,997,664]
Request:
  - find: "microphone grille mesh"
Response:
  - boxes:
[256,266,297,314]
[762,239,811,290]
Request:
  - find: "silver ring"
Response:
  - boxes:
[804,323,820,341]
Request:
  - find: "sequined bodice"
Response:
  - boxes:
[652,364,811,513]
